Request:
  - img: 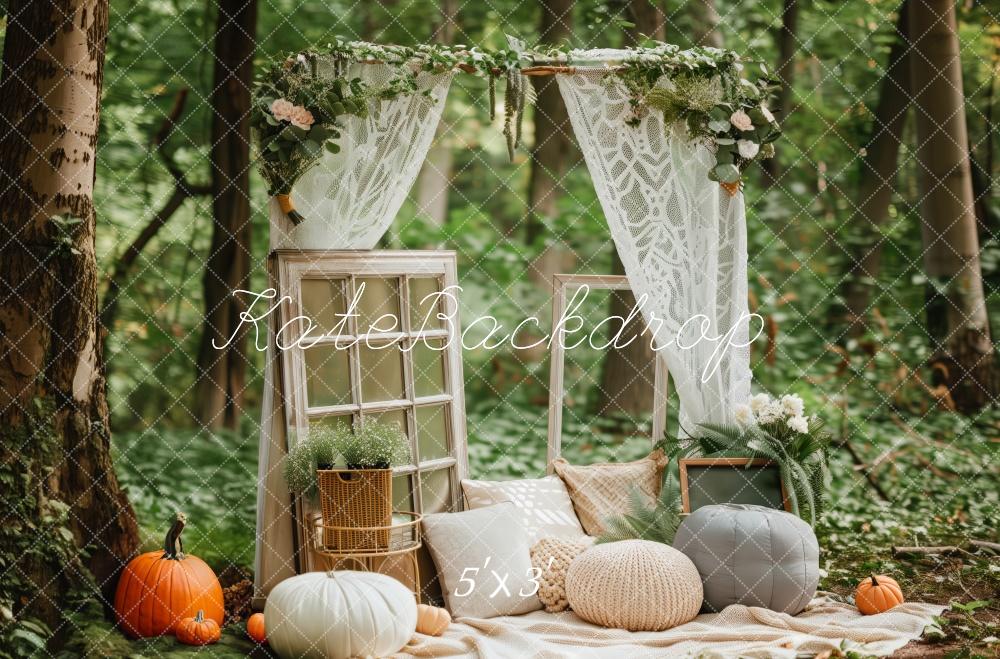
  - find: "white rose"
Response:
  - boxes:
[730,109,753,131]
[734,404,755,426]
[760,104,776,123]
[737,140,760,159]
[780,394,805,418]
[750,393,772,413]
[757,401,783,424]
[787,415,809,434]
[270,98,294,121]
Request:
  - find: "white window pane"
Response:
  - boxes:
[415,404,449,461]
[303,344,351,408]
[412,339,446,397]
[359,342,405,402]
[392,474,415,512]
[409,277,443,331]
[356,277,401,334]
[301,279,348,336]
[420,468,453,514]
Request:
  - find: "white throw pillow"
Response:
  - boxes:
[461,475,586,543]
[422,502,543,619]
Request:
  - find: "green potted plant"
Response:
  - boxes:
[282,426,338,499]
[305,420,410,550]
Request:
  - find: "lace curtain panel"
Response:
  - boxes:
[557,69,752,430]
[269,62,453,251]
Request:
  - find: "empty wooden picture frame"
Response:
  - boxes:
[678,458,791,513]
[271,250,468,581]
[546,273,670,466]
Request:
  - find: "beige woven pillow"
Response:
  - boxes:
[551,449,666,536]
[530,536,593,612]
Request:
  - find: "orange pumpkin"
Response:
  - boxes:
[415,603,451,636]
[176,610,221,646]
[246,612,267,644]
[855,574,905,615]
[113,513,224,638]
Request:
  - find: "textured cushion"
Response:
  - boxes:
[672,504,819,614]
[529,536,593,612]
[565,540,702,631]
[422,502,543,619]
[462,476,586,544]
[551,450,666,536]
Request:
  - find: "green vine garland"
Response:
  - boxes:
[252,39,781,223]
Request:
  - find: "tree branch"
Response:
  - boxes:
[100,88,209,337]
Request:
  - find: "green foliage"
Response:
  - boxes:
[606,46,782,183]
[252,55,369,196]
[665,420,830,525]
[331,419,411,469]
[114,427,258,570]
[0,401,95,657]
[597,478,682,546]
[283,420,410,495]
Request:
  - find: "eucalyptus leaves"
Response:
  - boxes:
[608,45,781,190]
[252,54,371,223]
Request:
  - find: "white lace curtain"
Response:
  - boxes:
[557,66,752,430]
[269,62,453,250]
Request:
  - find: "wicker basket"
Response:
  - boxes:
[317,468,392,550]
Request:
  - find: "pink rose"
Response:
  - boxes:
[270,98,294,121]
[288,105,315,130]
[730,109,753,131]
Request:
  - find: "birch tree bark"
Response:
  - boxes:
[909,0,997,412]
[0,0,138,624]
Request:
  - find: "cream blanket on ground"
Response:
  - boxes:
[398,596,945,658]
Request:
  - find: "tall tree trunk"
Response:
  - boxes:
[594,0,675,419]
[910,0,997,412]
[762,0,798,183]
[195,0,258,430]
[413,0,458,228]
[689,0,723,48]
[0,0,138,628]
[625,0,667,42]
[838,2,910,335]
[524,0,576,356]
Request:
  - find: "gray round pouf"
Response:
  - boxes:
[673,504,819,614]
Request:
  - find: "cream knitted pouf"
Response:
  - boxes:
[565,540,703,631]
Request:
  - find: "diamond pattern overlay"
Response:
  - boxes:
[1,0,997,654]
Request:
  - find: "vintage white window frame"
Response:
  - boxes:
[273,249,468,571]
[546,273,670,466]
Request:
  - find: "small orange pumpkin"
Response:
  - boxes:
[415,603,451,636]
[113,513,224,637]
[176,610,221,646]
[246,612,267,644]
[855,574,905,615]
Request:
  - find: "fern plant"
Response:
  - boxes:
[658,420,830,525]
[596,478,683,545]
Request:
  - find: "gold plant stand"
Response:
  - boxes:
[306,510,424,603]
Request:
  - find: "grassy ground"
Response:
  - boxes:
[90,403,999,658]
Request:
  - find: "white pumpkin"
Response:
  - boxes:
[264,570,417,659]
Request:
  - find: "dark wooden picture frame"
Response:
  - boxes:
[678,458,791,513]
